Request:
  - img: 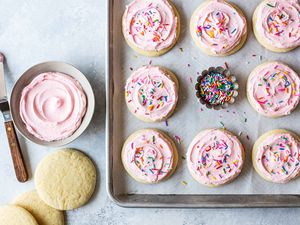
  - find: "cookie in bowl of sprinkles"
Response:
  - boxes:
[195,66,238,110]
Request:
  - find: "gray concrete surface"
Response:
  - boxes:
[0,0,300,224]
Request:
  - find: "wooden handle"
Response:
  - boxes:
[4,121,28,182]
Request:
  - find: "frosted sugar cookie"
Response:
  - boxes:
[247,62,300,117]
[253,0,300,52]
[122,0,180,56]
[125,65,179,122]
[187,129,245,186]
[190,0,247,56]
[122,129,178,184]
[253,129,300,183]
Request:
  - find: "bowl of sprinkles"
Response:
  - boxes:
[195,66,239,110]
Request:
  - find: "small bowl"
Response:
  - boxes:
[195,66,239,110]
[10,61,95,147]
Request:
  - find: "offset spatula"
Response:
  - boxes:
[0,53,28,182]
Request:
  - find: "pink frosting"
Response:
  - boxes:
[192,0,247,54]
[255,0,300,49]
[187,129,244,186]
[125,66,178,121]
[248,62,300,117]
[255,132,300,183]
[123,0,178,51]
[123,130,175,183]
[20,72,87,142]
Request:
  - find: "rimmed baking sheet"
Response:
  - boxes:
[106,0,300,207]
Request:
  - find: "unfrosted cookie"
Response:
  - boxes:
[0,205,38,225]
[247,62,300,118]
[35,149,97,210]
[190,0,247,56]
[122,129,178,184]
[13,190,64,225]
[253,129,300,183]
[125,65,179,122]
[187,129,245,187]
[122,0,180,56]
[253,0,300,52]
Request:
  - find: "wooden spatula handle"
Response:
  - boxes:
[4,121,28,182]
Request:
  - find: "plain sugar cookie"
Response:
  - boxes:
[35,149,97,210]
[0,205,38,225]
[13,190,64,225]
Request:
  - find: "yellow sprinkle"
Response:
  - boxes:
[148,105,154,111]
[208,31,215,38]
[181,181,187,186]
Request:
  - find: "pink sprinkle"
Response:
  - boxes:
[174,135,182,144]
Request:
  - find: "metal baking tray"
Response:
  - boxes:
[106,0,300,207]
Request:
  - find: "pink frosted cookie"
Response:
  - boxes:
[121,129,178,184]
[253,129,300,183]
[190,0,247,56]
[253,0,300,52]
[187,129,244,186]
[122,0,180,56]
[125,65,179,122]
[247,62,300,118]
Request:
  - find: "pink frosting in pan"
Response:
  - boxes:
[255,0,300,49]
[255,132,300,183]
[248,62,300,117]
[192,0,247,54]
[20,72,87,142]
[123,130,175,183]
[125,66,178,121]
[123,0,178,51]
[187,129,244,186]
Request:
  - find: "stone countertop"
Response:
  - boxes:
[0,0,300,224]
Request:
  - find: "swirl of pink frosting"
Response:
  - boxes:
[123,0,178,51]
[187,129,244,186]
[248,62,300,117]
[123,129,175,183]
[191,0,247,55]
[255,0,300,49]
[20,72,87,142]
[254,131,300,183]
[125,66,178,121]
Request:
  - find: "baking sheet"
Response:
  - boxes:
[110,0,300,196]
